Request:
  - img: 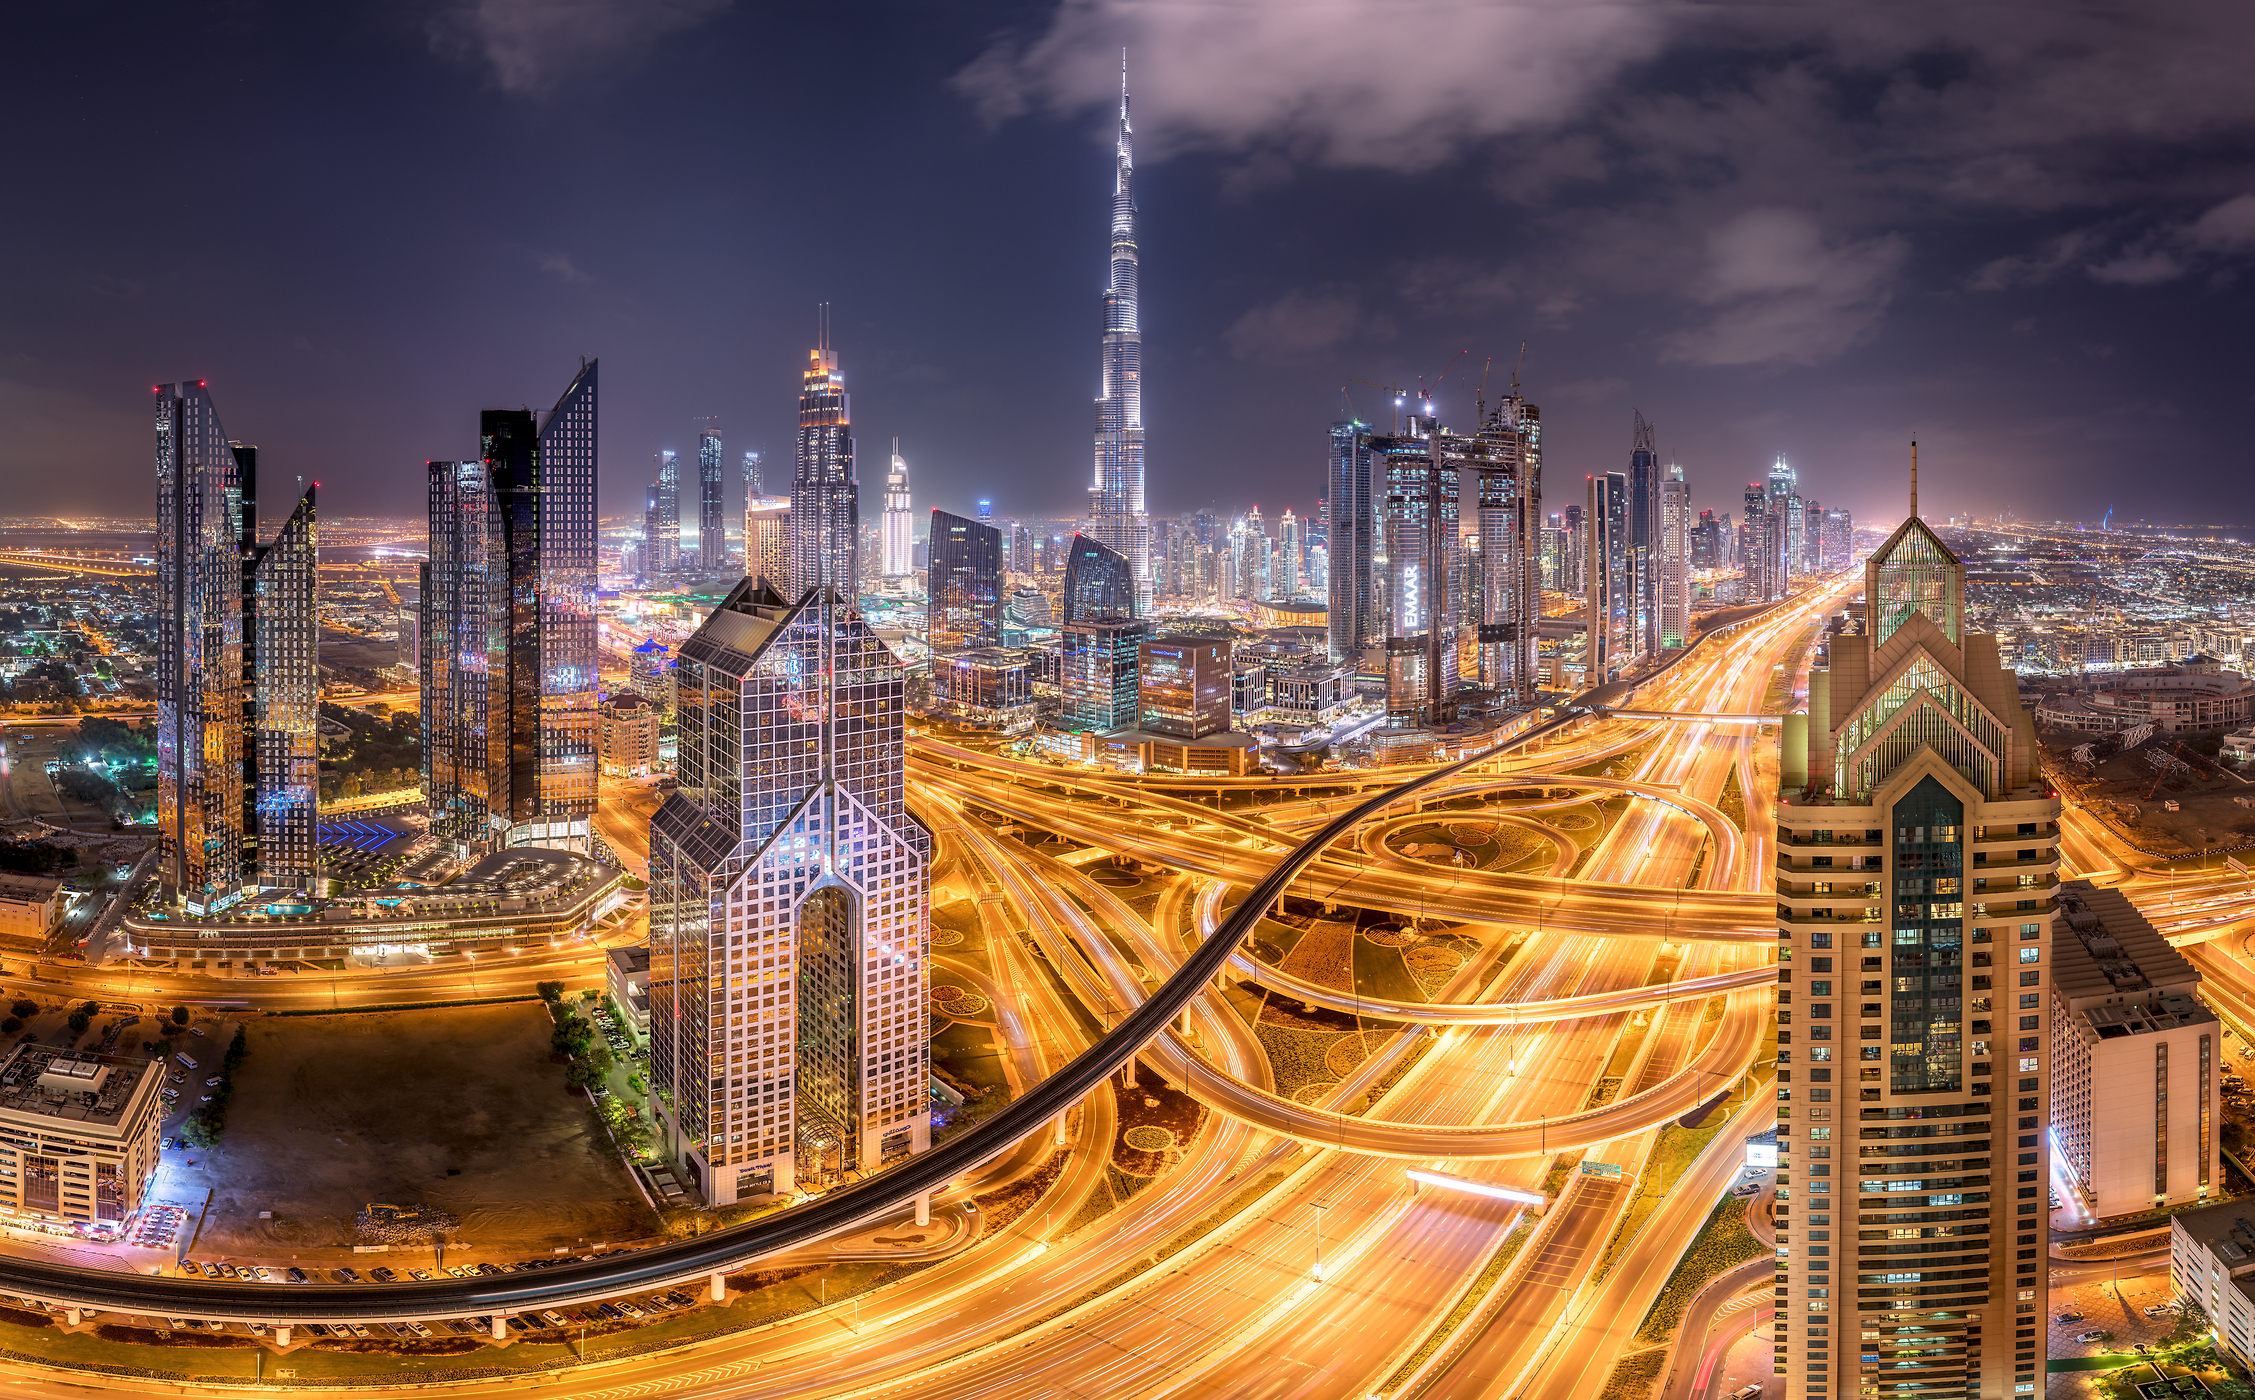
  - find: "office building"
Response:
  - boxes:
[1774,465,2058,1399]
[2169,1203,2255,1369]
[881,441,913,579]
[1628,414,1661,656]
[645,450,680,581]
[696,423,726,571]
[607,945,651,1043]
[1062,534,1135,624]
[1139,637,1231,739]
[745,496,791,593]
[1822,506,1856,573]
[790,312,858,601]
[0,873,65,942]
[1277,509,1302,596]
[938,648,1033,716]
[421,361,600,858]
[2050,881,2217,1219]
[395,588,420,672]
[0,1045,164,1228]
[1062,619,1147,731]
[927,509,1003,654]
[598,693,663,777]
[1327,417,1376,663]
[648,577,931,1204]
[154,382,320,913]
[743,449,763,498]
[1087,61,1151,612]
[1660,463,1691,649]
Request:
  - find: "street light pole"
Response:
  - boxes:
[1312,1202,1327,1281]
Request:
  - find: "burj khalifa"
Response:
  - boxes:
[1087,58,1149,614]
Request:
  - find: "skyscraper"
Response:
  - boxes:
[646,450,680,580]
[153,384,320,912]
[1277,509,1302,597]
[421,361,599,857]
[1087,59,1150,612]
[880,440,913,580]
[743,449,762,496]
[1139,637,1231,739]
[1584,472,1633,680]
[926,509,1003,654]
[1629,413,1662,656]
[790,310,857,601]
[1061,533,1135,625]
[696,423,725,571]
[649,577,930,1203]
[1775,454,2057,1398]
[1062,619,1146,731]
[1659,463,1691,649]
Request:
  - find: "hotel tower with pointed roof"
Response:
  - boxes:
[1773,447,2059,1398]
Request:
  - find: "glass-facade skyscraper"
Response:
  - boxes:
[154,383,319,913]
[791,315,858,602]
[648,577,931,1204]
[1775,476,2057,1398]
[1061,533,1134,625]
[880,441,913,580]
[421,360,599,856]
[1087,61,1150,613]
[926,509,1003,654]
[696,423,725,571]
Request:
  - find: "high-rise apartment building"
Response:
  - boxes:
[1139,637,1231,739]
[645,451,680,581]
[1775,471,2058,1398]
[1822,506,1856,573]
[697,423,726,571]
[1327,417,1377,663]
[153,383,320,913]
[421,361,599,857]
[743,449,763,496]
[1277,509,1302,597]
[790,312,858,602]
[2049,881,2218,1218]
[880,441,913,580]
[1660,463,1691,649]
[648,578,930,1203]
[927,509,1003,655]
[1062,534,1135,625]
[1087,61,1151,612]
[1628,414,1662,656]
[1584,472,1633,680]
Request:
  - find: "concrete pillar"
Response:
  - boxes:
[64,1307,80,1326]
[274,1324,291,1346]
[491,1313,507,1340]
[915,1191,931,1227]
[1052,1114,1069,1147]
[710,1271,726,1303]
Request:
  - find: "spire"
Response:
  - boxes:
[1910,439,1919,518]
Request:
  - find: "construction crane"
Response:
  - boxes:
[2142,738,2191,803]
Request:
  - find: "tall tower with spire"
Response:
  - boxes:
[790,305,857,601]
[1088,54,1149,615]
[880,438,913,580]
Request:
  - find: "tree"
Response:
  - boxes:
[9,999,34,1019]
[170,1005,189,1026]
[65,1009,90,1035]
[537,980,566,1003]
[0,1018,19,1035]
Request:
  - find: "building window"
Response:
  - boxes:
[2157,1041,2170,1198]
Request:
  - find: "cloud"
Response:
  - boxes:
[533,249,593,284]
[1977,193,2255,290]
[1223,289,1388,364]
[2185,192,2255,252]
[430,0,730,97]
[1661,209,1907,368]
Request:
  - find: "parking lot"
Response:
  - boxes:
[155,1001,653,1266]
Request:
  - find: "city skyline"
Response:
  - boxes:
[9,7,2255,531]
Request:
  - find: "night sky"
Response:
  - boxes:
[6,2,2253,533]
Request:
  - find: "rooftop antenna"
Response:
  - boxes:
[1910,440,1918,519]
[1477,356,1494,425]
[1511,340,1527,397]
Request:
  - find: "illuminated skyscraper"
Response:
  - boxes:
[154,384,320,913]
[696,423,725,571]
[790,310,858,601]
[880,440,913,579]
[1088,59,1150,612]
[1061,534,1134,625]
[743,449,763,496]
[745,497,791,593]
[1584,472,1633,681]
[646,450,680,580]
[648,577,930,1203]
[1660,463,1691,649]
[1278,509,1302,597]
[421,360,599,856]
[1775,452,2057,1398]
[927,509,1003,654]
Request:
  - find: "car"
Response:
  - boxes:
[2056,1312,2084,1324]
[407,1269,435,1281]
[165,1317,190,1330]
[1731,1183,1762,1197]
[369,1267,398,1283]
[219,1264,240,1279]
[200,1262,220,1278]
[284,1267,306,1283]
[249,1322,268,1335]
[175,1054,198,1069]
[2144,1304,2174,1319]
[346,1323,372,1339]
[304,1323,331,1338]
[475,1263,504,1276]
[616,1300,645,1319]
[168,1074,184,1085]
[1729,1388,1764,1400]
[190,1028,205,1037]
[2076,1330,2108,1344]
[595,1302,624,1320]
[1743,1167,1769,1176]
[404,1320,433,1338]
[505,1315,530,1333]
[540,1310,568,1327]
[204,1076,220,1087]
[252,1266,273,1282]
[333,1268,360,1283]
[199,1094,213,1102]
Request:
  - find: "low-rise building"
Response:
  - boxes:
[1262,663,1351,723]
[2033,660,2254,735]
[607,944,650,1043]
[0,1045,164,1229]
[937,648,1033,717]
[599,693,662,776]
[2171,1201,2255,1368]
[0,873,66,941]
[2049,881,2219,1219]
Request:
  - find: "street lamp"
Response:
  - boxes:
[1311,1202,1327,1281]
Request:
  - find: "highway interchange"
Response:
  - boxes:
[0,578,2251,1398]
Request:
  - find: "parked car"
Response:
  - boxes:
[2144,1304,2173,1319]
[2056,1312,2084,1324]
[2076,1331,2108,1344]
[540,1310,568,1327]
[190,1027,205,1037]
[407,1269,435,1281]
[404,1320,433,1338]
[204,1076,220,1087]
[369,1267,398,1283]
[175,1054,198,1069]
[617,1300,645,1319]
[252,1267,274,1282]
[1729,1388,1763,1400]
[595,1302,625,1320]
[304,1322,331,1338]
[333,1268,360,1283]
[346,1323,372,1339]
[284,1267,307,1283]
[199,1262,220,1278]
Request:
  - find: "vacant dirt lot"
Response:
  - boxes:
[176,1002,652,1261]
